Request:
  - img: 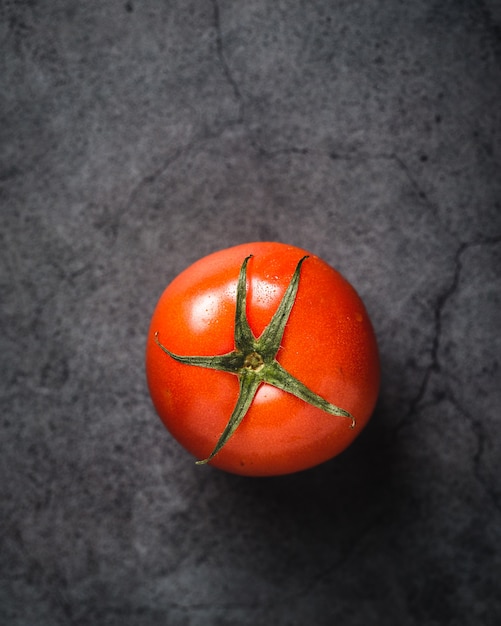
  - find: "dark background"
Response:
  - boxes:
[1,1,500,624]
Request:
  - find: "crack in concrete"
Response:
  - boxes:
[391,236,501,516]
[446,237,501,514]
[116,0,255,235]
[252,144,447,223]
[389,153,439,215]
[106,3,247,239]
[211,0,245,124]
[395,236,501,432]
[405,242,466,419]
[109,141,200,244]
[449,392,501,515]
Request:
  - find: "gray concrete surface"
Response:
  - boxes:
[1,1,500,625]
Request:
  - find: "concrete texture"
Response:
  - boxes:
[1,1,500,624]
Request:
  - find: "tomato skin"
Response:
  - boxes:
[145,242,380,476]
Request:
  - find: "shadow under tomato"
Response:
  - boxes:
[205,397,398,565]
[178,409,389,616]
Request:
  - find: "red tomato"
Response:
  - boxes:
[145,242,380,476]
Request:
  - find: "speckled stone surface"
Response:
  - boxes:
[1,1,500,625]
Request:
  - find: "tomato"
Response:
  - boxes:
[145,242,380,476]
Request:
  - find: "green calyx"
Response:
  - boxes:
[155,255,355,465]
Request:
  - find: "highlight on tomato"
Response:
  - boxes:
[145,242,380,477]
